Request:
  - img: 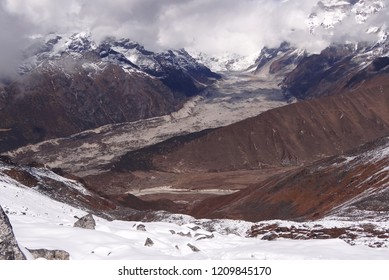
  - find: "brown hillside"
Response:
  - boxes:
[190,137,389,222]
[116,82,389,173]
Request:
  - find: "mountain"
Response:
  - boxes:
[282,41,389,100]
[99,38,221,96]
[191,135,389,222]
[20,33,221,97]
[114,83,389,173]
[187,50,259,72]
[0,33,220,153]
[308,0,386,32]
[249,0,388,100]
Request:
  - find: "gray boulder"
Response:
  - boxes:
[187,243,200,252]
[136,224,146,231]
[144,237,154,247]
[28,248,70,260]
[73,213,96,230]
[0,205,26,260]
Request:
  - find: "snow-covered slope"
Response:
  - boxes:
[187,49,259,72]
[21,33,219,85]
[1,162,389,260]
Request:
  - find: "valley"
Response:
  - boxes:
[6,71,288,176]
[1,0,389,261]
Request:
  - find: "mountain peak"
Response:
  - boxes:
[308,0,385,32]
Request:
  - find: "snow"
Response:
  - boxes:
[187,49,258,72]
[1,171,389,260]
[352,0,385,23]
[308,0,386,34]
[0,177,86,223]
[126,186,238,197]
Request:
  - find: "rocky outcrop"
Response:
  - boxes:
[0,205,26,260]
[187,243,200,252]
[74,214,96,230]
[144,238,154,247]
[27,248,70,260]
[136,224,146,231]
[247,222,389,248]
[253,42,305,78]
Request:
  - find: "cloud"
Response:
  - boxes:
[0,1,30,75]
[0,0,388,72]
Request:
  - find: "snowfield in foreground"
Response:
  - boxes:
[1,175,389,260]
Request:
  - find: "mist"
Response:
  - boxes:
[0,2,30,75]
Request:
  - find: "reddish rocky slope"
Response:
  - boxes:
[190,136,389,222]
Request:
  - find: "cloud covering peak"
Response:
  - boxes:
[0,0,388,71]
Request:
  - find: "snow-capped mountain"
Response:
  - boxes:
[100,38,221,95]
[0,32,222,153]
[21,32,220,95]
[308,0,386,32]
[186,0,387,76]
[187,49,259,72]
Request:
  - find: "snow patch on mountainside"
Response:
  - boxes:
[308,0,386,33]
[352,0,386,23]
[187,49,258,72]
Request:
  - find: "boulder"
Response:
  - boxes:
[27,248,70,260]
[187,243,200,252]
[73,214,96,230]
[0,206,26,260]
[136,224,146,231]
[144,238,154,247]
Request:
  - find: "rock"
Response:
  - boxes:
[27,248,70,260]
[136,224,146,231]
[188,226,201,231]
[144,238,154,247]
[195,233,214,241]
[177,232,192,238]
[73,214,96,230]
[169,230,176,234]
[261,232,278,241]
[0,205,26,260]
[187,243,200,252]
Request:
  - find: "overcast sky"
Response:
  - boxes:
[0,0,388,72]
